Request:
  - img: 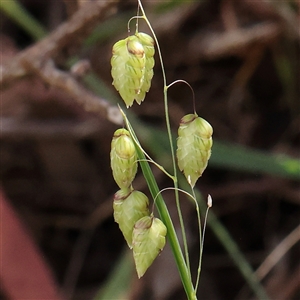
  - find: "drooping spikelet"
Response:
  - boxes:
[113,189,150,248]
[110,128,137,189]
[111,32,155,107]
[176,114,213,187]
[132,215,167,278]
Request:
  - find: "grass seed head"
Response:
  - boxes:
[113,189,150,248]
[132,216,167,278]
[111,32,155,107]
[110,129,138,189]
[177,114,213,187]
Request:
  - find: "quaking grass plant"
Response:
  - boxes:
[110,1,213,299]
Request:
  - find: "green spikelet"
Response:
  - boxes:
[135,32,155,103]
[176,114,213,187]
[110,128,138,189]
[132,215,167,278]
[113,189,150,248]
[111,32,155,107]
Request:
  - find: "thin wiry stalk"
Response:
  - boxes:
[137,0,192,282]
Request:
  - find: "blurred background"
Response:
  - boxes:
[1,0,299,299]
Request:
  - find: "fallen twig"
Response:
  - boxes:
[1,0,121,124]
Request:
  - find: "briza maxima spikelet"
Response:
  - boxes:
[132,215,167,278]
[176,114,213,188]
[110,128,137,189]
[113,189,150,248]
[111,32,155,107]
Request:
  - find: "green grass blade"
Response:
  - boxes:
[0,0,47,40]
[206,207,270,299]
[127,125,300,180]
[210,141,300,180]
[93,249,134,300]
